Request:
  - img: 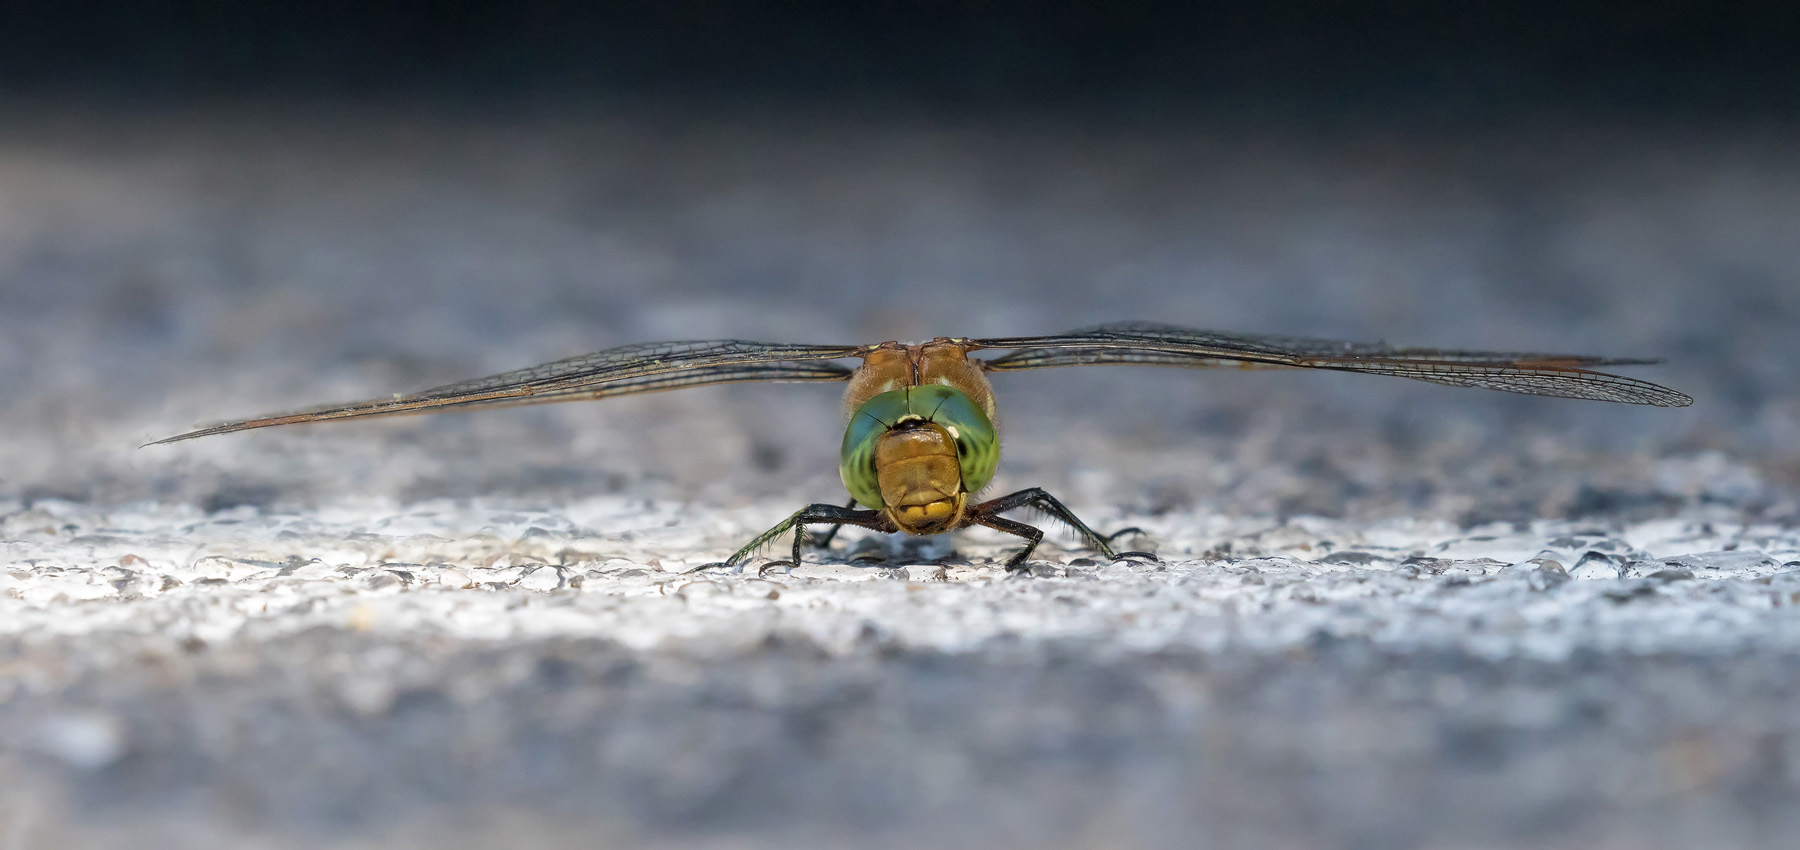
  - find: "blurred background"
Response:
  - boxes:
[1,0,1797,513]
[2,2,1799,848]
[0,0,1796,518]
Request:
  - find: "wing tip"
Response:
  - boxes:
[141,416,295,447]
[141,425,238,447]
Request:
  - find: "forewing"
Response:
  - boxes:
[971,322,1692,407]
[150,340,862,444]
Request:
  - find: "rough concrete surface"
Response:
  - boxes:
[2,105,1798,848]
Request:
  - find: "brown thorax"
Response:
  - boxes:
[842,338,996,421]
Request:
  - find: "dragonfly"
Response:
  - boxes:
[152,322,1691,573]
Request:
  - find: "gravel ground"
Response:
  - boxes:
[2,104,1798,849]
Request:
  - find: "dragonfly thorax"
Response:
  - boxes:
[839,384,1000,534]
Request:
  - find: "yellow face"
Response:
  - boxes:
[873,424,967,533]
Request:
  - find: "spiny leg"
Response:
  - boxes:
[697,503,889,574]
[971,513,1045,572]
[971,487,1157,570]
[803,498,863,549]
[776,504,891,570]
[1102,525,1152,548]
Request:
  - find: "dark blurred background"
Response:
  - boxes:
[2,0,1798,113]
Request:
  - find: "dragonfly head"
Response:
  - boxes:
[840,385,999,535]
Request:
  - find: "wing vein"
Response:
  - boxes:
[149,340,861,444]
[971,322,1691,407]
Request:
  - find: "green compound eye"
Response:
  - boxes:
[839,384,998,509]
[930,385,999,494]
[839,403,887,509]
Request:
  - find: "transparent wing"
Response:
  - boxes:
[971,321,1692,407]
[150,339,863,445]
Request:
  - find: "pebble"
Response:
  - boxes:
[517,566,565,591]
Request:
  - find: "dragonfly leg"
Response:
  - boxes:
[971,513,1044,572]
[803,498,863,549]
[699,503,889,574]
[971,487,1158,567]
[1103,526,1152,547]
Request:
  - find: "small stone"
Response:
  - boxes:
[1669,551,1779,575]
[517,566,565,591]
[1525,559,1569,592]
[1570,552,1622,580]
[1400,556,1451,575]
[284,561,336,580]
[1443,558,1507,579]
[903,564,948,582]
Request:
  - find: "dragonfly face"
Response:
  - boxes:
[150,321,1691,573]
[840,384,1000,533]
